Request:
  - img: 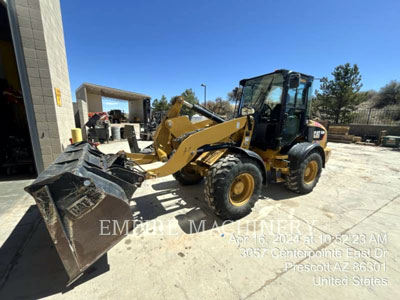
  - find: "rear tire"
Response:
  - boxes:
[173,165,203,185]
[204,154,262,220]
[285,152,322,194]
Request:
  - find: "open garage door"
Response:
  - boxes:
[0,3,36,179]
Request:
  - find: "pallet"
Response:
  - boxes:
[329,125,350,130]
[328,126,350,135]
[328,133,354,140]
[327,125,353,143]
[328,133,355,144]
[328,139,353,144]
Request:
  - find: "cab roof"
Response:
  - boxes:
[239,69,314,86]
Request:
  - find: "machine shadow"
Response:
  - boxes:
[261,181,302,201]
[131,178,301,234]
[131,179,227,234]
[0,207,109,299]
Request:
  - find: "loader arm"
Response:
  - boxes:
[146,116,248,178]
[126,96,233,167]
[125,96,249,178]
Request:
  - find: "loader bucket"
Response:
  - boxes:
[25,142,145,285]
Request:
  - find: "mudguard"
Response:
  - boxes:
[287,142,326,169]
[25,142,145,285]
[228,146,268,185]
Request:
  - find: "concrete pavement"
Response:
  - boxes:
[0,141,399,299]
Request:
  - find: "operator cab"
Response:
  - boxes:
[238,69,314,151]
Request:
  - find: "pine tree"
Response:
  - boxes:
[152,94,170,112]
[316,63,363,123]
[177,89,199,117]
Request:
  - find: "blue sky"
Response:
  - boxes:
[101,98,129,113]
[61,0,399,111]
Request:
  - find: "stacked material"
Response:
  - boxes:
[382,136,400,147]
[328,126,355,144]
[378,130,387,145]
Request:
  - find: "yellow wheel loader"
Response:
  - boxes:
[25,69,331,285]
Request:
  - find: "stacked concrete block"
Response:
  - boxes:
[13,0,74,167]
[76,87,88,139]
[87,93,103,112]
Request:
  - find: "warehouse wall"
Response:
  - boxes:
[12,0,74,167]
[39,0,74,151]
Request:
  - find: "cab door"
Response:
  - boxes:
[281,79,308,145]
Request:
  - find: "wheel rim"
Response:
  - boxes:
[303,161,318,184]
[229,173,255,207]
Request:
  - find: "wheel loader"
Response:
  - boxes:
[25,69,331,285]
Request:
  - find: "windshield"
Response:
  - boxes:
[241,73,284,111]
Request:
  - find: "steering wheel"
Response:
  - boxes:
[260,104,273,120]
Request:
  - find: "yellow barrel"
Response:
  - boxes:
[71,128,83,143]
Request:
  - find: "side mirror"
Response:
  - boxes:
[289,74,300,89]
[241,106,255,116]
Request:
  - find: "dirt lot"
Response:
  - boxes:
[0,141,399,299]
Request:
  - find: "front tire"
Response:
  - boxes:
[205,154,262,220]
[173,165,203,185]
[285,152,322,194]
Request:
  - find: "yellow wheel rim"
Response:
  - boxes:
[304,161,318,184]
[229,173,255,207]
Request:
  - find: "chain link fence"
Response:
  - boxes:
[314,109,400,125]
[349,109,400,125]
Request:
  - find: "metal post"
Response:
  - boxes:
[201,83,206,106]
[366,108,372,125]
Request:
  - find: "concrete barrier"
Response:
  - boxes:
[347,124,400,137]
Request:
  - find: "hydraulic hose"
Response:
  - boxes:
[183,101,225,123]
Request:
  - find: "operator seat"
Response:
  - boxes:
[270,104,281,121]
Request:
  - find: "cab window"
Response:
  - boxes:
[287,81,306,108]
[264,86,283,110]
